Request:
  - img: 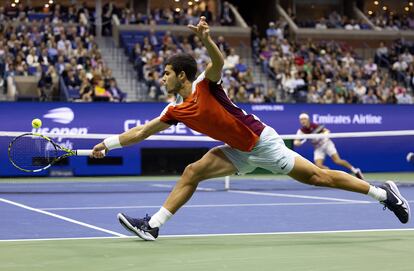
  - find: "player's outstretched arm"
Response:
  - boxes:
[294,139,304,147]
[188,16,224,82]
[91,117,170,158]
[294,129,306,146]
[323,128,330,134]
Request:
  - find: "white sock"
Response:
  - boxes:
[367,185,387,202]
[351,167,358,174]
[148,207,173,228]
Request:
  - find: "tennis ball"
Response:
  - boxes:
[32,118,42,129]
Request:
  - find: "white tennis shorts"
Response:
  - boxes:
[314,140,338,161]
[219,126,299,175]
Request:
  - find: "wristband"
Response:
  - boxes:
[103,135,122,150]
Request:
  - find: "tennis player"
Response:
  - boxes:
[294,113,364,180]
[92,17,410,241]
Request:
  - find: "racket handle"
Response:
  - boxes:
[76,149,106,156]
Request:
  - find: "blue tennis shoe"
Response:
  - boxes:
[380,181,410,224]
[118,213,159,241]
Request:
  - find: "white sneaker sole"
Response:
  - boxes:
[117,213,156,241]
[386,181,410,223]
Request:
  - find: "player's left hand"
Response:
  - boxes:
[91,142,107,158]
[188,16,210,40]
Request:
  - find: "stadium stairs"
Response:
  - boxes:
[97,36,147,101]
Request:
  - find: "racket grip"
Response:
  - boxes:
[76,149,106,156]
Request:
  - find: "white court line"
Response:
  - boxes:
[40,201,376,211]
[228,190,371,203]
[1,228,414,242]
[0,198,126,237]
[152,184,216,191]
[151,183,370,203]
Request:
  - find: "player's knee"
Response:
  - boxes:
[182,163,203,183]
[315,162,324,169]
[309,169,334,188]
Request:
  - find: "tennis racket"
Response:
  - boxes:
[298,125,326,145]
[8,132,105,173]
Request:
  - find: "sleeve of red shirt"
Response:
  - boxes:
[160,106,179,125]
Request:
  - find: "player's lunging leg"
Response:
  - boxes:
[289,156,369,193]
[288,156,410,223]
[314,159,329,169]
[162,147,237,214]
[118,147,237,240]
[330,153,364,180]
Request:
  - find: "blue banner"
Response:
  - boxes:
[1,102,413,176]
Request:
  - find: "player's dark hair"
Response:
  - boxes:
[165,53,198,82]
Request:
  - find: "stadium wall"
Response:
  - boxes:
[0,102,413,176]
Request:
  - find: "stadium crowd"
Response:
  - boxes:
[252,19,414,104]
[295,11,371,30]
[118,1,234,26]
[1,2,414,104]
[0,3,125,102]
[129,30,263,103]
[368,11,414,30]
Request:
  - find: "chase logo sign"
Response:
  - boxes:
[43,107,74,124]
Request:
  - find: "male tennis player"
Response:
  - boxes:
[92,17,410,241]
[294,113,364,180]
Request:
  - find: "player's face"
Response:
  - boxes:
[299,118,309,127]
[161,65,182,94]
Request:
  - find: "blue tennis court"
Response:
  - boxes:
[2,176,413,241]
[1,175,414,271]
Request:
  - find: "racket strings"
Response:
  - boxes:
[9,135,58,170]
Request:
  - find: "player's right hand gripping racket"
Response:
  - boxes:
[8,132,105,173]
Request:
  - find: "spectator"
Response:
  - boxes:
[354,80,366,98]
[341,52,355,68]
[307,85,321,103]
[200,4,213,23]
[220,1,234,26]
[401,49,413,64]
[234,85,249,102]
[223,48,240,70]
[362,88,379,104]
[363,58,377,77]
[102,1,116,35]
[315,17,328,29]
[146,71,163,101]
[396,90,413,104]
[344,19,361,30]
[266,22,283,40]
[216,35,229,55]
[321,88,335,103]
[249,88,265,103]
[392,56,408,81]
[63,69,81,89]
[107,78,125,102]
[38,65,58,101]
[26,48,39,67]
[376,42,389,63]
[93,78,113,102]
[222,69,238,90]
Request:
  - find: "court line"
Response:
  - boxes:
[227,190,371,203]
[0,198,126,237]
[152,183,217,191]
[1,228,413,242]
[151,183,370,203]
[40,201,377,211]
